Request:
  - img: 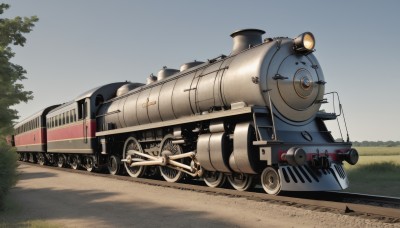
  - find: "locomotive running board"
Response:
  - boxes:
[96,106,265,137]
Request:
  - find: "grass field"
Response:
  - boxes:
[354,146,400,156]
[344,147,400,197]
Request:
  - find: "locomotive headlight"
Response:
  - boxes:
[294,32,315,52]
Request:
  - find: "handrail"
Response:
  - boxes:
[267,90,278,141]
[324,92,350,142]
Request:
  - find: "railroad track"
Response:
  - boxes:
[18,162,400,223]
[285,191,400,209]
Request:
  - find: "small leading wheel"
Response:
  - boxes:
[70,155,80,170]
[203,171,226,188]
[38,153,46,166]
[85,156,95,172]
[159,135,184,183]
[108,155,121,175]
[57,154,67,168]
[261,167,281,195]
[123,137,146,178]
[227,173,253,191]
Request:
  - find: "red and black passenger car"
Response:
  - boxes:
[13,105,60,161]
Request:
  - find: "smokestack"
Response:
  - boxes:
[230,29,265,55]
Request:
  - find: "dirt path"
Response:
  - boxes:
[0,164,398,227]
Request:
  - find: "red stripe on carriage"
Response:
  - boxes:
[47,119,96,142]
[14,128,45,147]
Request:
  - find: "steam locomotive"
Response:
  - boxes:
[12,29,359,195]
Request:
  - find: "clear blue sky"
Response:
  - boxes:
[4,0,400,141]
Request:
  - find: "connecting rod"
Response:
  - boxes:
[121,150,198,176]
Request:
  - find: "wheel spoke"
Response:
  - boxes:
[159,136,184,183]
[123,137,145,178]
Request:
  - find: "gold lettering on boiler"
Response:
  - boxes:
[142,100,157,108]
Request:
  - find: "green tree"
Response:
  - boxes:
[0,3,38,138]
